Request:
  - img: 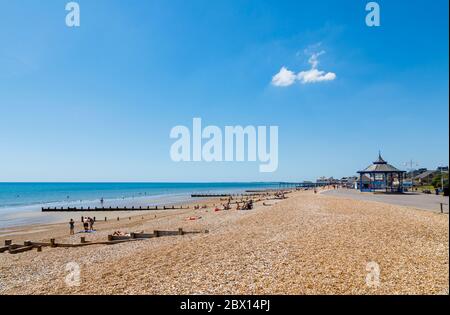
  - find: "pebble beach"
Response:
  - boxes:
[0,189,448,295]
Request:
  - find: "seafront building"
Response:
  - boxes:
[357,153,406,192]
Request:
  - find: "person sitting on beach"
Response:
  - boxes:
[69,219,75,235]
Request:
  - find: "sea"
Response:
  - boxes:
[0,182,281,228]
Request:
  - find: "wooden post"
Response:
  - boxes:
[441,203,444,213]
[108,235,113,241]
[80,237,86,244]
[129,217,131,220]
[4,240,12,246]
[117,217,120,221]
[178,228,184,235]
[105,217,107,221]
[50,238,56,248]
[154,230,160,237]
[36,246,42,252]
[130,233,136,239]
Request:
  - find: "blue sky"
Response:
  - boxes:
[0,0,448,182]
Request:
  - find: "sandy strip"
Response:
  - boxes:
[0,190,448,295]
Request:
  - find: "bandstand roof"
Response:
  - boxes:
[358,153,405,174]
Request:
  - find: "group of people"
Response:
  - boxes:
[69,217,96,235]
[82,216,95,231]
[274,191,286,199]
[234,199,253,210]
[215,196,256,211]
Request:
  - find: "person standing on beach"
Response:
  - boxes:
[83,217,89,231]
[89,217,95,230]
[69,219,75,235]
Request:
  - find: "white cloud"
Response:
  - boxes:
[308,50,325,69]
[271,67,297,87]
[271,50,336,87]
[297,68,336,84]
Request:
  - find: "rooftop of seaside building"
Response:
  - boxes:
[358,152,405,174]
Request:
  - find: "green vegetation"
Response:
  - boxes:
[415,172,448,194]
[417,185,434,192]
[431,173,449,189]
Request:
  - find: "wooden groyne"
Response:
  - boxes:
[42,205,188,212]
[191,194,232,198]
[245,190,276,193]
[191,193,268,198]
[0,228,209,255]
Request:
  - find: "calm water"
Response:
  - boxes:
[0,182,280,228]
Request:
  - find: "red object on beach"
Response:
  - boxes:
[214,208,220,212]
[186,216,201,221]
